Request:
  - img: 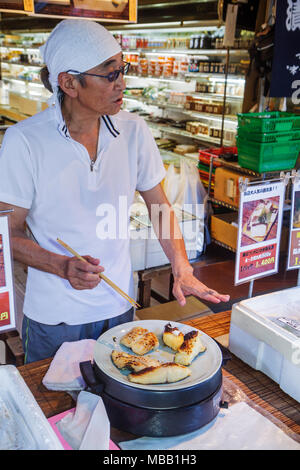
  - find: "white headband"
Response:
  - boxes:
[40,19,121,102]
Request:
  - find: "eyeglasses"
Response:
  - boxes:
[66,62,130,83]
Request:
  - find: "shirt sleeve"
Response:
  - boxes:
[135,117,166,192]
[0,126,35,209]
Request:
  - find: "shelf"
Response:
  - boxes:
[159,148,199,162]
[1,60,42,68]
[190,91,243,101]
[209,197,238,211]
[209,158,283,178]
[122,48,249,56]
[211,238,236,252]
[125,74,189,84]
[145,120,235,146]
[0,44,41,51]
[0,105,28,122]
[123,95,238,125]
[185,73,246,81]
[2,77,43,87]
[126,73,246,83]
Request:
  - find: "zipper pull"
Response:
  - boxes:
[90,159,95,172]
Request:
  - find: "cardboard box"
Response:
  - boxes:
[210,212,238,250]
[210,212,288,252]
[214,167,251,208]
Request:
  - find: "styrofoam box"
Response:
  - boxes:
[0,365,63,449]
[229,287,300,402]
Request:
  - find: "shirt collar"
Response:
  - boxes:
[101,115,120,138]
[53,102,120,141]
[53,102,71,140]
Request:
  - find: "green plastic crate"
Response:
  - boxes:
[237,127,300,143]
[236,135,300,173]
[237,112,300,133]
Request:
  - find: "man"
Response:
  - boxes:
[0,20,229,363]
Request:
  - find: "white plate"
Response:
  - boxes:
[94,319,222,392]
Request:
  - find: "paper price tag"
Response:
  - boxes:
[23,0,34,12]
[129,0,137,22]
[223,4,238,48]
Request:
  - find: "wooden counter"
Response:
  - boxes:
[17,311,300,445]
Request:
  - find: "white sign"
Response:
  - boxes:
[235,180,285,285]
[287,174,300,270]
[0,215,16,332]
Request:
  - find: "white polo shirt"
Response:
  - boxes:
[0,104,166,325]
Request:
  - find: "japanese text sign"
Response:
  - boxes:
[235,180,285,285]
[287,175,300,270]
[0,215,16,332]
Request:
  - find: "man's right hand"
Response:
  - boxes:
[64,255,105,290]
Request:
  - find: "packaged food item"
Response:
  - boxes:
[173,144,198,155]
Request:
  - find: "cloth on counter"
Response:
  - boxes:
[42,339,96,391]
[43,339,110,450]
[56,391,110,450]
[119,402,300,451]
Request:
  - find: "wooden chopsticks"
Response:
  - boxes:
[57,238,140,309]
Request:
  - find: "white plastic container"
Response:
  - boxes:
[130,204,202,270]
[229,287,300,402]
[0,365,63,450]
[129,219,147,271]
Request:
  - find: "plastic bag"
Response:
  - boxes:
[163,163,181,205]
[173,159,209,254]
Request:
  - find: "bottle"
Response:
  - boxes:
[193,35,200,49]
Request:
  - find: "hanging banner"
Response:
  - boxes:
[235,180,285,285]
[270,0,300,97]
[287,172,300,270]
[0,214,16,332]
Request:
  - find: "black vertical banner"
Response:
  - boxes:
[270,0,300,98]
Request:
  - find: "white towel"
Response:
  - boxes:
[43,339,110,450]
[42,339,95,391]
[56,391,110,450]
[119,402,300,451]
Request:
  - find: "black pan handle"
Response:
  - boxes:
[215,342,231,366]
[79,360,104,396]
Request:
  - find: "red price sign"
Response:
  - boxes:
[287,183,300,271]
[239,243,277,281]
[0,291,10,328]
[235,180,285,285]
[288,231,300,268]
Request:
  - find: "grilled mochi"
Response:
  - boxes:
[120,327,159,355]
[162,323,184,351]
[111,350,161,372]
[128,362,191,384]
[174,330,206,366]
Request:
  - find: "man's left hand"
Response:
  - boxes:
[172,266,230,307]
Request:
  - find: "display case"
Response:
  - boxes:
[0,33,51,120]
[112,26,250,153]
[1,27,250,141]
